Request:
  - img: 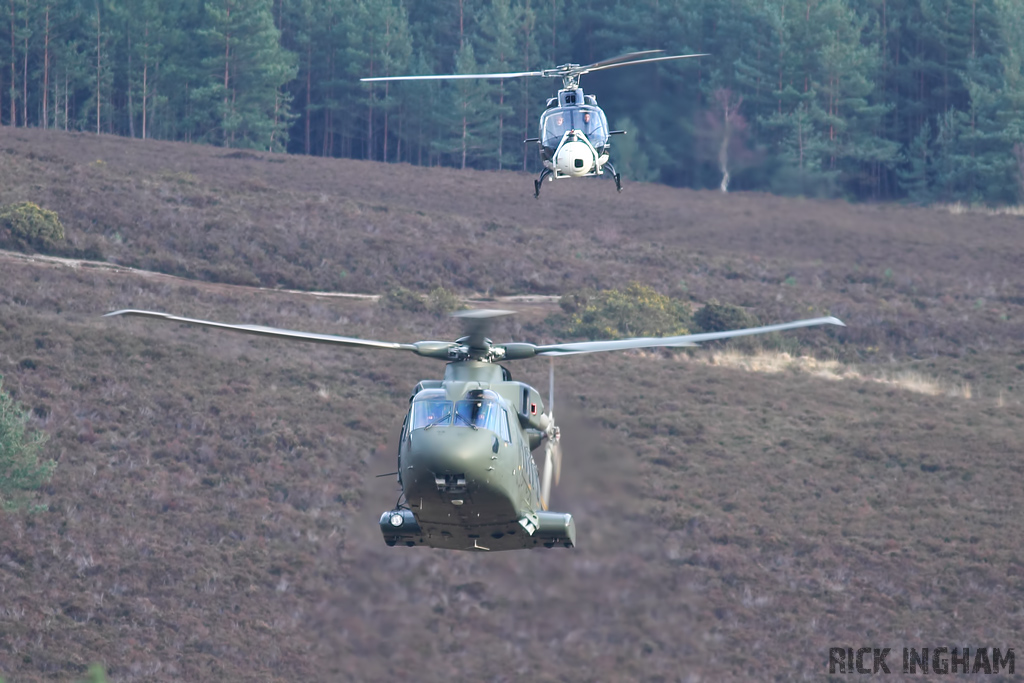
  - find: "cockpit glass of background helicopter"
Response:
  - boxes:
[540,109,569,147]
[582,106,608,147]
[410,395,452,429]
[540,106,607,148]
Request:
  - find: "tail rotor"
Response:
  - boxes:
[540,357,563,510]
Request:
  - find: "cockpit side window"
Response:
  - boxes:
[581,106,608,148]
[500,409,512,443]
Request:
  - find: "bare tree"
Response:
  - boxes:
[713,89,746,192]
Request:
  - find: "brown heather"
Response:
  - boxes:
[0,128,1023,681]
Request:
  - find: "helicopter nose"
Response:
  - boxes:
[555,140,594,177]
[408,428,496,475]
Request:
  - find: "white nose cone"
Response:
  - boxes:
[555,140,595,177]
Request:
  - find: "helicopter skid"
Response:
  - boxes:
[535,162,609,198]
[380,509,575,551]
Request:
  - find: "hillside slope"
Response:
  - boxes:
[1,130,1023,681]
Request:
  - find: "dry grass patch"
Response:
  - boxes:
[873,369,973,398]
[700,348,852,380]
[938,201,1024,217]
[695,348,979,399]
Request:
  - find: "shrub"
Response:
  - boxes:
[379,286,427,313]
[562,282,691,339]
[425,286,464,315]
[559,287,597,315]
[0,375,56,511]
[693,300,760,333]
[0,201,65,248]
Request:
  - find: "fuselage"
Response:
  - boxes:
[538,87,611,179]
[379,361,576,551]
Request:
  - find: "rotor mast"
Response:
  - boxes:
[547,67,581,91]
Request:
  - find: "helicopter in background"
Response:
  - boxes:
[361,50,706,198]
[106,308,843,552]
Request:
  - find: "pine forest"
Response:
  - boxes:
[3,0,1024,204]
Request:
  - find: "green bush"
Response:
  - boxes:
[559,287,597,315]
[0,375,56,511]
[425,286,464,315]
[561,282,691,339]
[0,201,65,247]
[693,300,760,333]
[379,286,427,313]
[80,664,109,683]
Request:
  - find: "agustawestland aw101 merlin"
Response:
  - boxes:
[360,50,706,198]
[105,308,843,552]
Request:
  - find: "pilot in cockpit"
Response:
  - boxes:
[457,390,491,428]
[424,401,447,424]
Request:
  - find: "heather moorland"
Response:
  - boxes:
[1,129,1023,681]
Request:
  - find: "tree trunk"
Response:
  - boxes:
[271,89,280,149]
[497,71,504,170]
[96,2,101,134]
[777,3,785,115]
[367,57,374,161]
[223,4,231,145]
[21,4,26,127]
[42,5,49,129]
[304,41,310,154]
[10,0,16,126]
[396,103,402,163]
[383,16,390,162]
[127,28,135,138]
[550,0,555,63]
[141,23,149,139]
[522,2,531,171]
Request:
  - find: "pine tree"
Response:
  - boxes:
[613,115,659,182]
[347,0,411,161]
[477,0,523,169]
[896,120,934,203]
[0,375,55,511]
[931,105,970,200]
[194,0,297,150]
[994,0,1024,201]
[433,42,496,169]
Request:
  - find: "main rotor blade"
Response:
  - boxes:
[583,52,709,75]
[104,309,422,353]
[533,316,844,356]
[576,50,665,72]
[361,71,544,83]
